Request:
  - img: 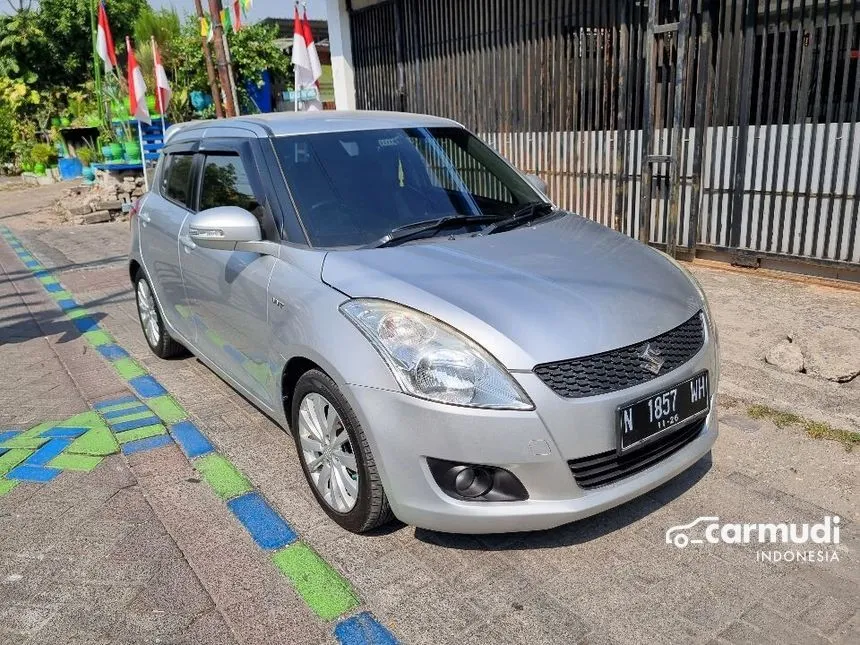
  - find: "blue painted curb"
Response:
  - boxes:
[334,612,399,645]
[226,492,298,550]
[171,421,214,459]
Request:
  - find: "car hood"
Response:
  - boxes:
[321,214,704,369]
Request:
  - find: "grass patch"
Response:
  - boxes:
[747,404,860,452]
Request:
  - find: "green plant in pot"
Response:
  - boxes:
[124,141,142,161]
[30,143,55,175]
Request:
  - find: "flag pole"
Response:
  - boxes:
[151,36,168,137]
[90,0,104,125]
[137,120,149,191]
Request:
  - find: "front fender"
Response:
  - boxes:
[267,252,400,423]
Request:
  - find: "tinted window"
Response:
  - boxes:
[163,154,194,207]
[199,154,259,216]
[273,127,540,247]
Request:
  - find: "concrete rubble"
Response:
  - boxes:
[55,168,145,225]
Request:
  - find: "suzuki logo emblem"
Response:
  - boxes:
[638,343,665,374]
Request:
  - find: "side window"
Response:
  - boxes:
[162,153,195,207]
[199,154,260,217]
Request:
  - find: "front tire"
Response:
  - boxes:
[290,369,393,533]
[134,269,184,359]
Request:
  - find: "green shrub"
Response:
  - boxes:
[30,142,55,166]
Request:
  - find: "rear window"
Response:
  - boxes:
[162,153,195,207]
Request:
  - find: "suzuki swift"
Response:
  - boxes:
[130,111,718,534]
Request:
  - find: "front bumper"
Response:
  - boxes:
[343,340,718,534]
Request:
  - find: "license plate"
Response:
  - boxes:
[617,371,710,454]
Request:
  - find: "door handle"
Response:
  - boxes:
[179,235,197,251]
[139,212,151,223]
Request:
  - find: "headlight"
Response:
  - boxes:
[340,299,534,410]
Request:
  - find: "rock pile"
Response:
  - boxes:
[56,168,146,225]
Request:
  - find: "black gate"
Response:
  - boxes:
[349,0,860,269]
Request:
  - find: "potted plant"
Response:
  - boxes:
[30,143,55,175]
[123,140,142,161]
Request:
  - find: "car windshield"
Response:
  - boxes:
[272,127,544,247]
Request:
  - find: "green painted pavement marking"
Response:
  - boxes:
[95,400,141,414]
[108,409,156,424]
[68,426,118,456]
[194,453,252,500]
[83,330,113,346]
[112,357,147,380]
[0,449,31,476]
[0,434,48,450]
[146,395,188,424]
[48,453,104,472]
[38,275,59,285]
[271,543,359,620]
[56,410,104,429]
[66,307,90,320]
[0,478,19,497]
[48,290,73,300]
[19,421,55,438]
[116,424,166,444]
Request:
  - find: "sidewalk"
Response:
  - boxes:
[0,235,232,644]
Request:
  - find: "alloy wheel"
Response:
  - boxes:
[136,279,161,347]
[297,392,359,513]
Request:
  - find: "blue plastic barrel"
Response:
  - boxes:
[58,158,83,180]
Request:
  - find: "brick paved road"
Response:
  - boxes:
[1,186,858,645]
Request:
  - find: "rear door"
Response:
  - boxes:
[137,142,198,343]
[179,138,280,406]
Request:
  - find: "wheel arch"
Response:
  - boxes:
[129,258,142,285]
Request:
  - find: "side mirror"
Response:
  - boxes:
[525,173,548,196]
[188,206,262,251]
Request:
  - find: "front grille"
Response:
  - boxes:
[533,312,705,398]
[567,420,705,489]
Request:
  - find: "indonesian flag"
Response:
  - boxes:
[302,8,322,86]
[153,40,171,114]
[96,1,117,72]
[126,38,151,124]
[291,6,316,90]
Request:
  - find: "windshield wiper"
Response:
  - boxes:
[478,201,555,236]
[363,215,501,249]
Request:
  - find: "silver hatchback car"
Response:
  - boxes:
[130,111,718,534]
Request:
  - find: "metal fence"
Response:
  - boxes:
[348,0,860,268]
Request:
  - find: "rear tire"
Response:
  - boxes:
[290,369,393,533]
[134,269,185,359]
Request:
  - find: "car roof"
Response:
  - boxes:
[165,110,463,143]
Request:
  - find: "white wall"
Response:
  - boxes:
[325,0,357,110]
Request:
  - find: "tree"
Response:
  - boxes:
[0,0,146,91]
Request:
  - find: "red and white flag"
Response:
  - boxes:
[153,39,172,113]
[302,8,322,86]
[291,6,316,90]
[126,38,151,124]
[231,0,242,33]
[96,1,117,72]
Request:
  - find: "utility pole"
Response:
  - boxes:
[206,0,236,117]
[193,0,224,118]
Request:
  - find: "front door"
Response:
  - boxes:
[137,143,198,343]
[179,140,280,407]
